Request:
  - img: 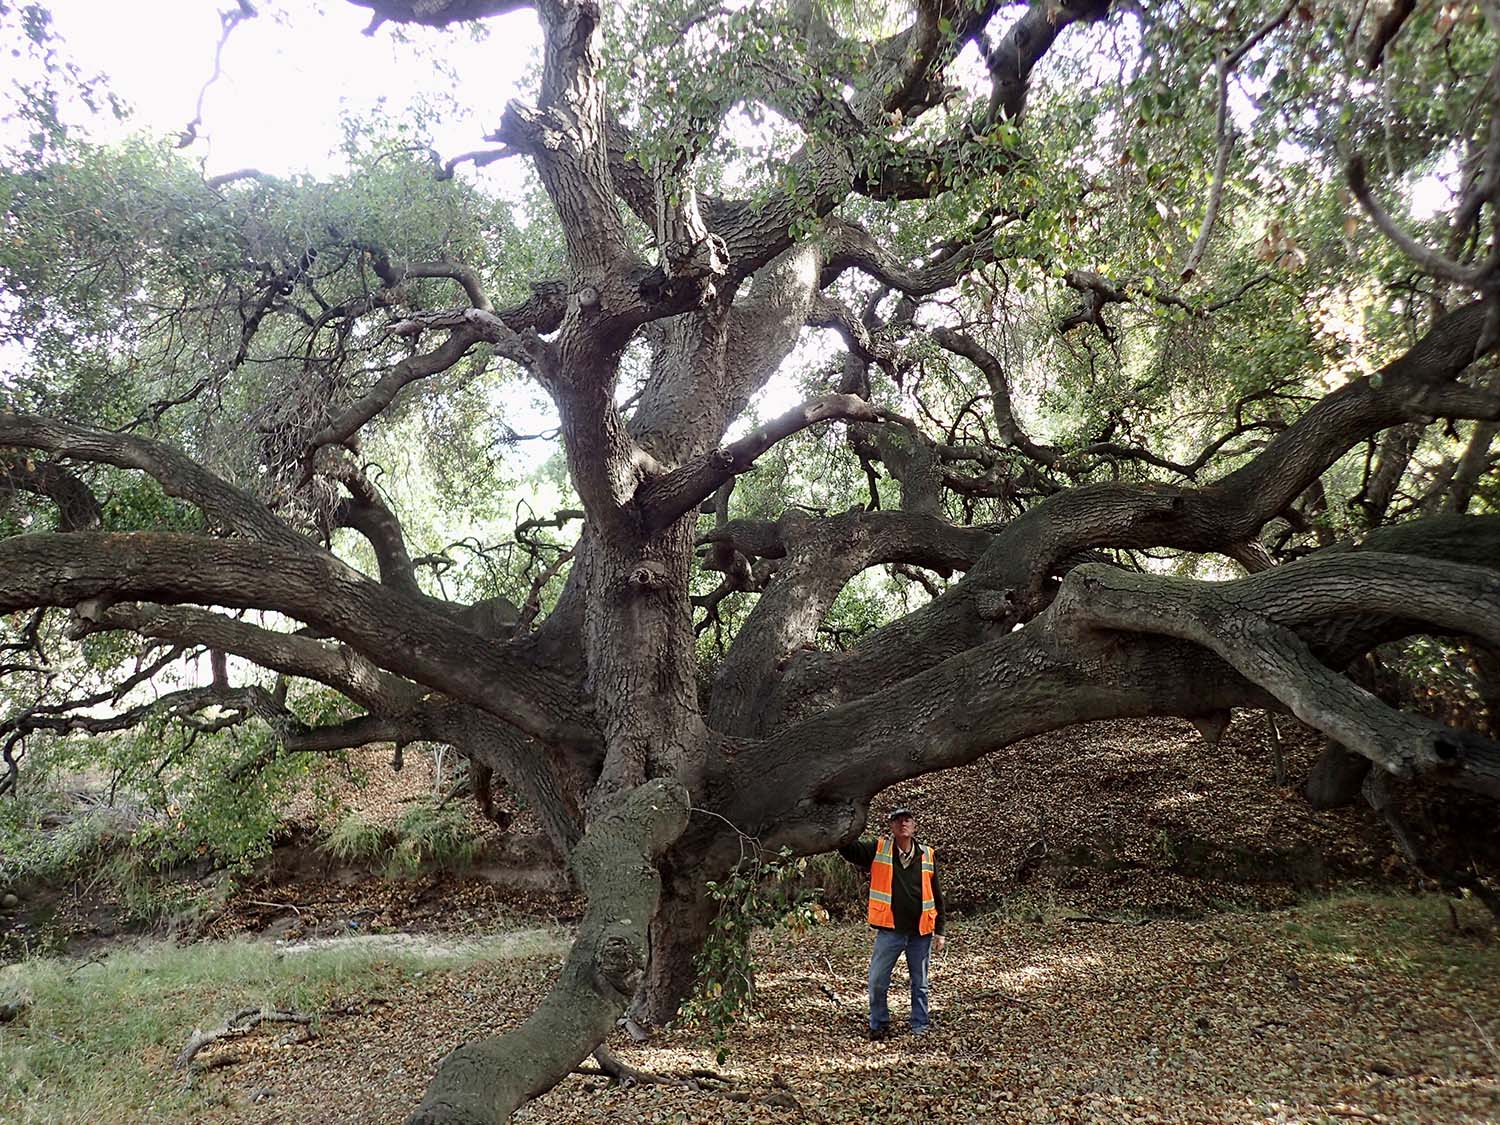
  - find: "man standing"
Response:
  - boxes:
[838,807,947,1039]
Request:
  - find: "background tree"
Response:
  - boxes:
[2,0,1499,1121]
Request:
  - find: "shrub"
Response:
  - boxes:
[387,801,481,875]
[320,800,481,875]
[321,811,391,866]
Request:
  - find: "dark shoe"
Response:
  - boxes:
[866,1025,889,1041]
[910,1025,929,1037]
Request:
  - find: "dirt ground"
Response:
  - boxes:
[5,713,1497,1123]
[184,895,1500,1125]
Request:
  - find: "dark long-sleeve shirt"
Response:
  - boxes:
[838,837,946,936]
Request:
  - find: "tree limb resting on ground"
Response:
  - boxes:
[407,778,689,1125]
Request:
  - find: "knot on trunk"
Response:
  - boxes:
[627,562,671,591]
[594,933,644,999]
[975,589,1015,621]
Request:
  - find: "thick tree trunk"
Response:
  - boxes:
[575,522,705,808]
[634,859,722,1026]
[7,4,1500,1122]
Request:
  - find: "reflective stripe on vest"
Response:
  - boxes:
[866,837,937,935]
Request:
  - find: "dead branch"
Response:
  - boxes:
[1182,0,1299,279]
[1265,709,1288,786]
[177,1,258,149]
[175,1006,314,1069]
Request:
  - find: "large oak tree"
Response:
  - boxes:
[2,0,1499,1121]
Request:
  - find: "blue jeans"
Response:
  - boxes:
[867,928,932,1031]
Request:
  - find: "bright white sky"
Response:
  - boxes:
[32,0,817,425]
[42,0,541,185]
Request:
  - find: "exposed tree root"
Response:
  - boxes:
[583,1045,677,1088]
[174,1006,314,1069]
[580,1045,806,1114]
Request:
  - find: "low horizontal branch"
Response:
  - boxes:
[1057,552,1500,793]
[3,684,282,740]
[81,602,422,715]
[0,413,304,549]
[722,517,1500,844]
[0,532,596,750]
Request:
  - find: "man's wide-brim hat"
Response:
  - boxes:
[888,807,914,820]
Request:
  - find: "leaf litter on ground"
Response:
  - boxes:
[5,715,1497,1123]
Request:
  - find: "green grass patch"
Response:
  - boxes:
[320,800,482,876]
[320,809,390,865]
[388,801,481,874]
[0,931,563,1123]
[1277,891,1497,973]
[0,806,124,892]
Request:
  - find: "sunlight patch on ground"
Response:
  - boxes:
[1152,790,1211,810]
[276,926,566,961]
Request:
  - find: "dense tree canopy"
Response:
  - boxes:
[2,0,1498,1120]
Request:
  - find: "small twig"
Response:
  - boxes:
[1182,0,1298,279]
[177,1,259,149]
[65,953,107,978]
[244,899,302,915]
[817,981,867,1020]
[1265,709,1288,786]
[1363,772,1500,920]
[437,773,473,809]
[1466,1006,1500,1068]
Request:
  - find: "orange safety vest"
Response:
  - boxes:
[867,837,937,935]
